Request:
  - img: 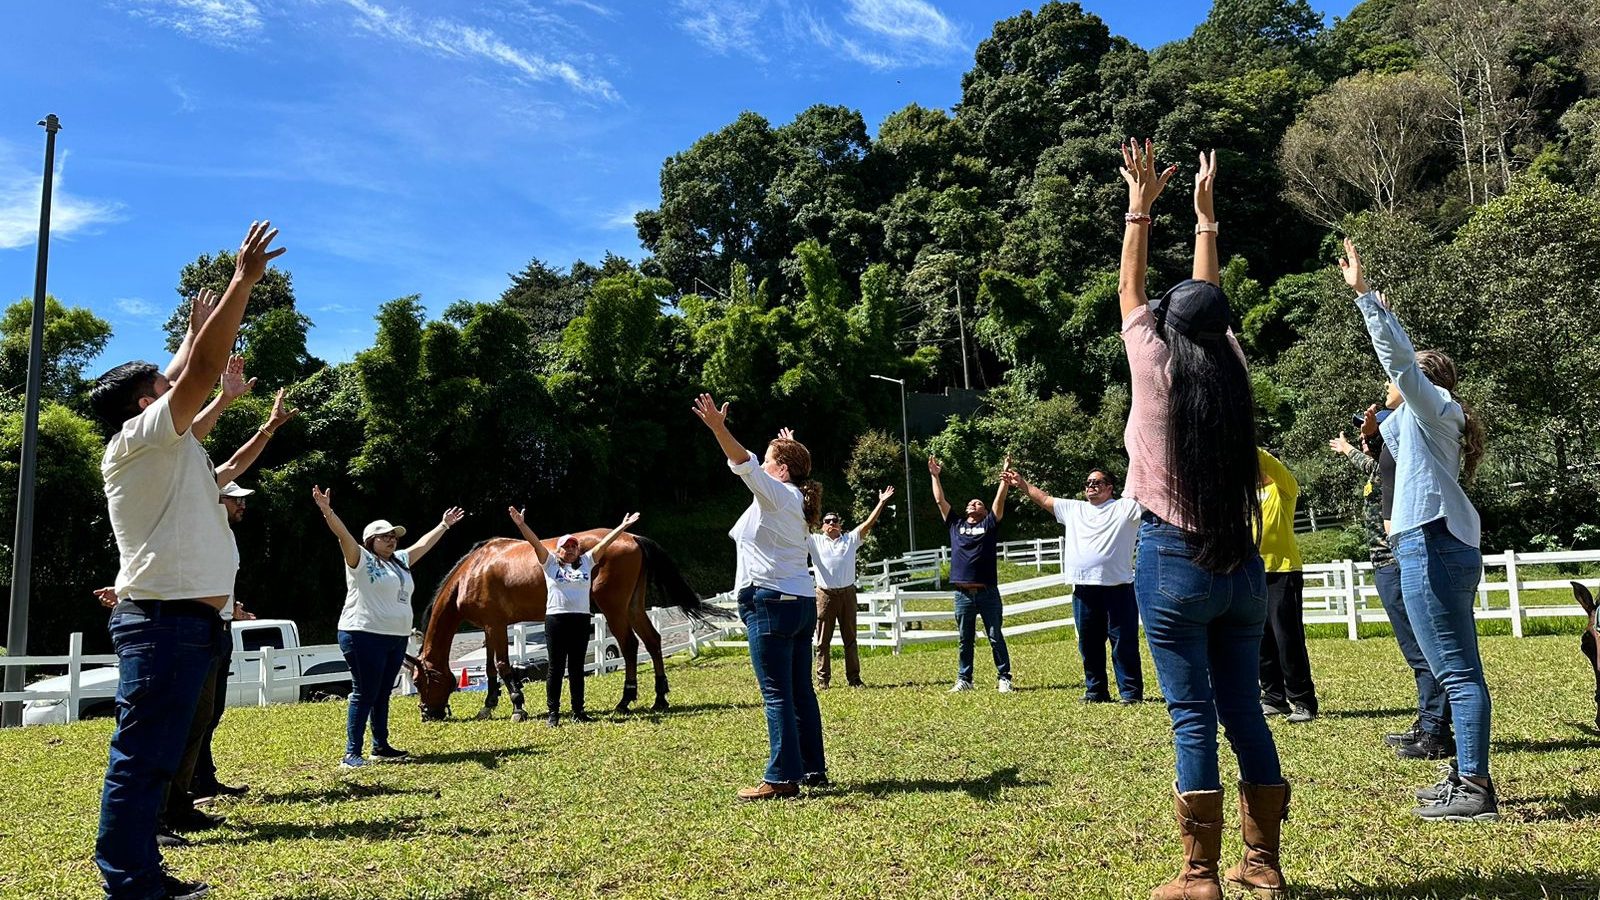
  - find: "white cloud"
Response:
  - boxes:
[123,0,264,45]
[551,0,616,16]
[842,0,958,49]
[116,298,159,318]
[600,202,647,229]
[0,148,124,252]
[341,0,618,102]
[681,0,963,70]
[675,0,769,60]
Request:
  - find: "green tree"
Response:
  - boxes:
[0,297,111,403]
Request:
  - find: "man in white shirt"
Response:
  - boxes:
[87,221,284,900]
[1005,466,1145,704]
[808,487,894,688]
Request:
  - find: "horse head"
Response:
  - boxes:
[407,653,456,721]
[1571,582,1600,730]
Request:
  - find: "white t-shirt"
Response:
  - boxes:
[808,531,862,590]
[339,548,415,636]
[728,453,814,597]
[1053,496,1143,587]
[103,392,237,601]
[221,532,239,622]
[544,552,596,615]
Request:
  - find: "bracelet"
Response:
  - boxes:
[1195,221,1219,235]
[259,426,276,437]
[1124,212,1152,225]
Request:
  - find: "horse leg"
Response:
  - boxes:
[1584,626,1599,730]
[476,627,506,720]
[602,608,639,713]
[631,609,670,711]
[498,656,528,723]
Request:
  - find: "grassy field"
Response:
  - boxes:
[4,625,1600,899]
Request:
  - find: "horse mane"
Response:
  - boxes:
[421,539,495,639]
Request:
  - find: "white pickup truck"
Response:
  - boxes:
[23,618,352,726]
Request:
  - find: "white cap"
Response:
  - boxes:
[219,482,254,498]
[556,534,580,549]
[362,519,408,541]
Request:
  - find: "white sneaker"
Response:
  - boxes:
[997,678,1014,693]
[948,679,974,693]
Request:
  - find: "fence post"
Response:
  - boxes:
[1505,550,1523,638]
[257,647,274,707]
[1309,508,1319,531]
[1034,538,1043,572]
[891,587,903,655]
[66,631,83,723]
[1343,559,1360,640]
[936,547,946,589]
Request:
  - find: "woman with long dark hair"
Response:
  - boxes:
[691,400,827,800]
[1118,141,1287,899]
[1340,239,1494,821]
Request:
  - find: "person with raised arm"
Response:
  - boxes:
[507,507,641,726]
[89,222,285,900]
[809,486,895,689]
[312,487,465,769]
[930,454,1014,694]
[1339,238,1493,821]
[1118,143,1289,900]
[1003,465,1143,704]
[692,398,826,800]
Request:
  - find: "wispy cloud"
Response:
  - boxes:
[0,147,124,251]
[842,0,958,49]
[599,202,647,230]
[167,77,196,112]
[680,0,963,70]
[123,0,265,45]
[552,0,616,17]
[675,0,769,60]
[116,297,159,317]
[340,0,619,101]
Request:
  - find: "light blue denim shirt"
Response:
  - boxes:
[1355,291,1481,549]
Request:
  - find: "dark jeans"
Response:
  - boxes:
[96,601,223,900]
[190,636,234,794]
[1136,517,1282,793]
[337,630,408,757]
[165,646,223,816]
[953,584,1011,682]
[1073,583,1143,701]
[1259,571,1318,713]
[544,613,590,715]
[1374,561,1452,738]
[739,586,826,784]
[1393,520,1490,777]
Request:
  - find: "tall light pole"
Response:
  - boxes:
[870,374,914,552]
[4,114,61,727]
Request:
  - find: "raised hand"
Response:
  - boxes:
[1328,432,1354,455]
[619,511,642,529]
[267,388,299,430]
[1001,469,1026,489]
[1120,138,1178,215]
[777,427,795,441]
[999,454,1012,478]
[220,354,256,401]
[311,485,332,511]
[927,456,942,477]
[691,393,729,430]
[879,486,895,503]
[188,287,221,333]
[1339,238,1371,296]
[234,220,286,285]
[441,507,466,528]
[1361,404,1380,438]
[1194,149,1218,222]
[507,506,526,527]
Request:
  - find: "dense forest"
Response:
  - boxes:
[6,0,1600,650]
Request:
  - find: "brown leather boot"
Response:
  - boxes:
[1150,784,1224,900]
[736,781,799,802]
[1225,781,1290,897]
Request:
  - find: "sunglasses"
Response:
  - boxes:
[1084,480,1111,488]
[822,518,841,525]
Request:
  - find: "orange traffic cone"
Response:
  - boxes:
[458,667,471,689]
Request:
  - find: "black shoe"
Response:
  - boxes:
[546,713,560,727]
[191,780,248,800]
[1396,731,1452,761]
[156,828,191,849]
[1080,694,1113,704]
[571,711,596,723]
[1261,699,1292,717]
[162,873,210,899]
[167,807,225,833]
[801,772,831,788]
[1286,704,1317,723]
[370,745,410,763]
[1413,776,1498,821]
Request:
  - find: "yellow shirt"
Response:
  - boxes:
[1256,448,1302,572]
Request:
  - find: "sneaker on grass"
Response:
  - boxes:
[1413,776,1498,822]
[370,745,410,763]
[997,678,1014,694]
[1396,731,1451,761]
[948,679,974,693]
[1286,704,1317,724]
[162,872,210,900]
[1414,762,1459,803]
[340,755,367,769]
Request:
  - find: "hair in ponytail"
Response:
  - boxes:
[769,438,823,527]
[1416,349,1485,483]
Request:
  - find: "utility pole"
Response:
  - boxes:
[954,282,970,390]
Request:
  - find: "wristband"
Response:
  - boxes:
[1195,222,1219,235]
[1124,212,1152,225]
[259,426,276,437]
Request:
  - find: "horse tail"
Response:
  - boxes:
[635,535,731,622]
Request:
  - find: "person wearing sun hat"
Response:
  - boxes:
[311,487,465,768]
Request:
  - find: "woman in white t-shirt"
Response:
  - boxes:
[312,486,464,768]
[507,507,640,727]
[692,396,827,801]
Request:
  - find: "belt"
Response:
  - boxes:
[115,599,222,620]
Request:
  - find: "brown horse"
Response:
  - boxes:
[1571,582,1600,730]
[409,531,725,721]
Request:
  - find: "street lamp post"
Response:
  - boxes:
[870,375,914,552]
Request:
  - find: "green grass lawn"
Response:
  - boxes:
[5,627,1600,899]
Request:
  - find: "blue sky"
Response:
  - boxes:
[0,0,1356,372]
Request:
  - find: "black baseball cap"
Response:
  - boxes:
[1149,279,1231,341]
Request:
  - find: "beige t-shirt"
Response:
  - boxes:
[103,391,237,601]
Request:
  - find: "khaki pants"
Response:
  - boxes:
[814,585,861,686]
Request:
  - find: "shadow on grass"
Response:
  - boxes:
[408,745,542,768]
[1313,707,1414,721]
[254,783,431,805]
[843,765,1046,801]
[205,815,499,845]
[1295,870,1600,899]
[1515,789,1600,822]
[848,679,957,690]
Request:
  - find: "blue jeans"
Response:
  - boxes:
[739,587,826,783]
[96,601,223,900]
[954,585,1011,682]
[1374,561,1452,738]
[1392,520,1490,777]
[1073,583,1143,700]
[337,630,408,757]
[1135,518,1282,793]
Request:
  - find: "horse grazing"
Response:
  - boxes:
[410,531,725,722]
[1572,582,1600,730]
